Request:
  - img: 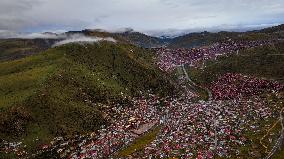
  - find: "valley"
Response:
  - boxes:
[0,25,284,159]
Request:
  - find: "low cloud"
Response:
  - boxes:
[1,0,284,34]
[52,34,116,47]
[16,33,64,39]
[0,30,19,38]
[0,30,116,47]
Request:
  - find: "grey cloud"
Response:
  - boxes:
[0,0,41,30]
[0,0,38,14]
[0,0,284,34]
[0,30,20,38]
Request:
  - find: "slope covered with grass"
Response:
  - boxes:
[168,24,284,49]
[188,42,284,86]
[0,42,175,155]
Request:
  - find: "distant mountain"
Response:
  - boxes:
[1,24,284,62]
[167,31,239,48]
[167,24,284,48]
[101,24,284,49]
[258,24,284,33]
[0,38,60,61]
[115,31,167,48]
[68,29,168,48]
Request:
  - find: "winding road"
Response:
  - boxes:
[181,64,212,100]
[180,64,218,151]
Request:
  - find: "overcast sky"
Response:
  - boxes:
[1,0,284,36]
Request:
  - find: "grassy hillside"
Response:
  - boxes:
[258,24,284,34]
[0,42,175,155]
[168,31,277,49]
[168,24,284,49]
[188,42,284,86]
[86,30,166,48]
[168,31,240,48]
[115,32,166,48]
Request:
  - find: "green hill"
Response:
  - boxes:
[167,31,238,48]
[83,29,166,48]
[187,41,284,87]
[258,24,284,34]
[115,32,166,48]
[167,24,284,49]
[0,42,175,155]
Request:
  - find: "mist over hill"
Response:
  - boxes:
[1,24,284,60]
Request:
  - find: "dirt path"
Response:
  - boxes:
[132,121,158,135]
[180,64,220,152]
[181,64,212,100]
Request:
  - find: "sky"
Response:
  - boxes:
[1,0,284,37]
